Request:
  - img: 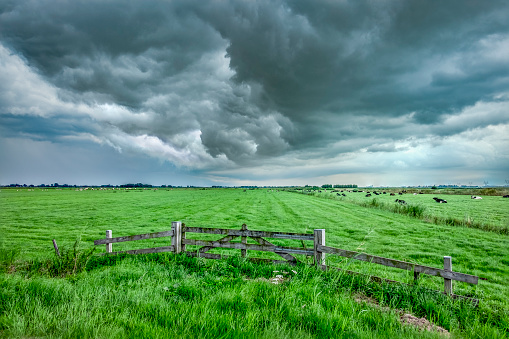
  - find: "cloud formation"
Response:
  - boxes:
[1,0,508,185]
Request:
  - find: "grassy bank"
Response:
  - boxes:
[1,251,507,338]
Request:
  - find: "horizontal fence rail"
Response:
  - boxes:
[108,246,175,256]
[91,222,479,303]
[182,239,314,256]
[182,227,315,240]
[94,230,174,245]
[317,244,478,285]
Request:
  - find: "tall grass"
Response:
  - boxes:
[1,252,507,338]
[3,239,96,278]
[359,198,426,218]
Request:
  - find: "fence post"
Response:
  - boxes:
[241,224,247,258]
[172,221,182,253]
[181,223,186,252]
[314,229,325,268]
[52,239,61,257]
[444,256,452,295]
[413,270,420,283]
[106,230,112,253]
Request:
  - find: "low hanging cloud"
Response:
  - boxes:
[1,0,509,185]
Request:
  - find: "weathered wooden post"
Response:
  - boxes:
[181,223,186,252]
[106,230,112,253]
[413,268,420,283]
[444,256,452,295]
[52,239,61,257]
[241,224,247,258]
[171,221,182,253]
[314,229,325,268]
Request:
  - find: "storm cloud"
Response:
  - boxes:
[1,0,508,185]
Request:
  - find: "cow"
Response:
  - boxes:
[503,195,509,198]
[471,196,482,200]
[342,193,346,196]
[365,194,372,197]
[433,197,447,203]
[395,199,407,205]
[390,193,395,196]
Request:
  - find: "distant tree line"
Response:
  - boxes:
[302,184,358,190]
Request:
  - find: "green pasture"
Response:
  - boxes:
[312,189,509,230]
[1,187,508,337]
[1,188,508,304]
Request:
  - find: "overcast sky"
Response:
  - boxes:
[1,0,508,187]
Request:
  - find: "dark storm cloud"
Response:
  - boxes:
[1,0,509,179]
[0,114,96,141]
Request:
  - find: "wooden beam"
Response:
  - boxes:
[182,239,314,255]
[318,245,478,284]
[251,236,298,263]
[94,230,174,245]
[199,235,238,254]
[182,227,314,240]
[100,245,175,256]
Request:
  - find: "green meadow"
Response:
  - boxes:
[1,188,508,338]
[309,188,509,232]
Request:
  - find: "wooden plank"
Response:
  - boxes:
[100,245,175,256]
[444,256,452,295]
[94,230,174,245]
[182,239,314,255]
[314,229,325,266]
[277,247,314,255]
[182,227,314,240]
[318,245,478,284]
[199,235,238,254]
[251,236,298,263]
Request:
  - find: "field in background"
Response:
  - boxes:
[301,188,509,230]
[1,187,508,337]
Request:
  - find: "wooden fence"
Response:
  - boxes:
[93,222,479,302]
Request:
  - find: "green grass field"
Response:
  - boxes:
[1,188,508,338]
[310,189,509,231]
